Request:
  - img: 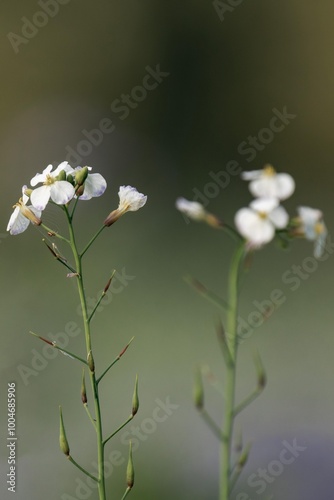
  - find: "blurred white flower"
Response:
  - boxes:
[242,165,295,200]
[7,186,42,235]
[235,197,289,247]
[104,185,147,226]
[30,161,75,210]
[296,206,327,258]
[175,197,207,221]
[64,165,107,200]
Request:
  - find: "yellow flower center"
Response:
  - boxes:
[258,211,268,220]
[315,221,325,235]
[263,164,276,177]
[45,174,56,186]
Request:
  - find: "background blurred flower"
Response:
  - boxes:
[176,197,207,222]
[296,206,327,258]
[235,197,289,247]
[242,165,295,200]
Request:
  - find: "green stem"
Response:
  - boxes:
[103,415,133,447]
[40,223,70,244]
[84,403,97,430]
[68,455,98,482]
[121,487,132,500]
[233,387,263,417]
[81,225,106,258]
[220,242,245,500]
[64,207,106,500]
[199,409,226,442]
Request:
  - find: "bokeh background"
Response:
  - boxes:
[1,1,334,499]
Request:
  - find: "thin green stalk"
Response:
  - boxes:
[220,242,245,500]
[199,409,226,442]
[233,387,263,417]
[121,487,132,500]
[81,225,106,258]
[84,403,97,429]
[97,336,135,385]
[68,455,98,482]
[64,207,106,500]
[103,415,133,447]
[40,223,71,244]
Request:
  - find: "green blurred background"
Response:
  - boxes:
[1,1,334,499]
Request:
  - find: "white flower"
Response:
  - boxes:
[104,185,147,226]
[242,165,295,200]
[235,197,289,247]
[296,206,327,258]
[175,197,207,221]
[7,186,42,235]
[64,165,107,200]
[30,161,75,210]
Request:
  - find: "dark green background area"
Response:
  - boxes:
[1,1,334,499]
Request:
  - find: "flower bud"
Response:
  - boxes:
[87,350,95,373]
[76,185,85,197]
[66,173,75,185]
[104,209,119,227]
[237,443,252,470]
[81,369,87,405]
[75,166,89,186]
[131,375,139,417]
[126,441,134,489]
[59,406,70,456]
[57,169,66,181]
[24,188,33,197]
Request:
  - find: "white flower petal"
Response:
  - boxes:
[249,172,295,200]
[7,206,20,231]
[7,210,30,235]
[53,161,70,176]
[268,206,289,229]
[250,197,279,213]
[50,181,75,205]
[118,185,147,212]
[31,185,51,210]
[314,228,327,258]
[78,173,107,200]
[241,170,262,181]
[30,165,53,186]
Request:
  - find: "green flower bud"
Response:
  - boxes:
[24,188,33,197]
[66,174,75,185]
[87,350,95,373]
[59,406,70,456]
[131,375,139,417]
[57,170,66,181]
[193,367,204,410]
[237,443,252,470]
[126,441,134,489]
[75,166,89,186]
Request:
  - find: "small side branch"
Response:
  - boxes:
[67,455,99,482]
[103,415,133,447]
[97,337,134,385]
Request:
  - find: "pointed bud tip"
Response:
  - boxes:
[131,375,139,417]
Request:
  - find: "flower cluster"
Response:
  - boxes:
[7,161,147,235]
[176,164,327,257]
